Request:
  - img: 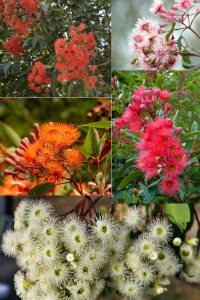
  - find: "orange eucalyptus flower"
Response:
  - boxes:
[4,122,85,188]
[0,176,33,196]
[41,122,80,147]
[64,147,84,169]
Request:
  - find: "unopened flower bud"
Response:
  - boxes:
[140,104,146,109]
[164,103,172,113]
[149,251,158,260]
[171,4,179,10]
[23,279,32,290]
[153,88,160,97]
[5,157,16,166]
[160,12,168,19]
[66,253,75,262]
[166,118,174,128]
[4,169,16,175]
[71,261,78,268]
[15,148,23,157]
[105,184,112,192]
[175,127,182,136]
[167,16,175,23]
[156,286,166,295]
[186,238,199,246]
[30,132,37,142]
[159,22,168,28]
[173,237,182,246]
[17,174,26,180]
[168,10,176,17]
[158,29,167,34]
[34,123,41,138]
[88,181,97,188]
[15,165,25,172]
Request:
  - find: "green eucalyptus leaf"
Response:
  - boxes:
[177,35,182,51]
[118,171,142,190]
[191,121,198,132]
[81,127,100,158]
[163,204,190,232]
[181,131,200,140]
[166,22,175,39]
[80,121,111,128]
[28,182,55,196]
[139,183,154,203]
[32,35,44,51]
[0,121,20,147]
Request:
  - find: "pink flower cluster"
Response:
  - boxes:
[129,17,178,70]
[136,118,188,197]
[150,0,199,24]
[150,0,194,15]
[114,85,172,133]
[129,1,200,70]
[114,86,189,197]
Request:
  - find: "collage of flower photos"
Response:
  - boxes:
[0,1,200,300]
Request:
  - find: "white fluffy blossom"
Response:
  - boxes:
[2,201,189,300]
[123,206,145,231]
[147,218,172,243]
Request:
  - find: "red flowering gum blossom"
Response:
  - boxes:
[54,23,97,90]
[3,35,24,55]
[135,118,188,197]
[2,0,40,55]
[27,61,51,94]
[3,0,39,33]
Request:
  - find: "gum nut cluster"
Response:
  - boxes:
[2,202,183,300]
[4,122,84,186]
[3,0,40,55]
[114,86,189,197]
[128,17,178,70]
[54,23,97,90]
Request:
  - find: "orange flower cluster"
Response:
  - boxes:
[4,122,84,186]
[54,23,97,90]
[3,0,39,55]
[0,176,33,196]
[27,61,51,94]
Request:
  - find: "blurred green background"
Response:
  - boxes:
[0,98,111,141]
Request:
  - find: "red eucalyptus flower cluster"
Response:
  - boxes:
[114,86,171,133]
[26,23,98,94]
[3,0,40,55]
[27,61,51,94]
[114,86,189,197]
[54,23,97,90]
